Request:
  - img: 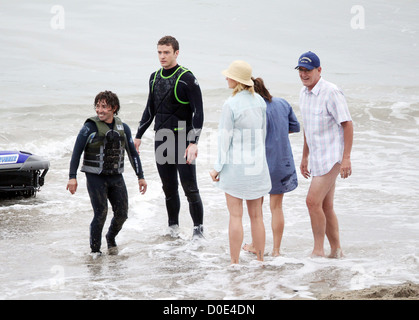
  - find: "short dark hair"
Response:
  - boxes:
[157,35,179,52]
[94,90,120,115]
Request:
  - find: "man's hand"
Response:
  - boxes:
[66,178,78,194]
[138,178,147,195]
[300,158,310,179]
[184,143,198,164]
[134,138,142,154]
[340,158,352,179]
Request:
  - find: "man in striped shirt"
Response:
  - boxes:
[296,51,353,258]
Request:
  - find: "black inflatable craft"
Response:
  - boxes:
[0,151,49,198]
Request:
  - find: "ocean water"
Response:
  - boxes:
[0,0,418,300]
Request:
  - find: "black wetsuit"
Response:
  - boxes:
[136,65,204,228]
[69,120,144,252]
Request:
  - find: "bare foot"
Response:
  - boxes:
[310,251,325,258]
[328,248,343,259]
[242,243,256,254]
[271,248,280,257]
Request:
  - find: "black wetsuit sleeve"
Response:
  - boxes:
[177,71,204,144]
[124,123,144,179]
[135,73,156,139]
[68,122,97,179]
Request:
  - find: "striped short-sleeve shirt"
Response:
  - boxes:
[299,78,352,176]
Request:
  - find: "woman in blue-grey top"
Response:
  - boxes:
[210,61,271,264]
[243,77,300,257]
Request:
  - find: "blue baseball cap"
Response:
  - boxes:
[295,51,320,70]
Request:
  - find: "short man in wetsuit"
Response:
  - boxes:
[134,36,204,238]
[67,91,147,256]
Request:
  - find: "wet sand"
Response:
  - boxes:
[317,282,419,300]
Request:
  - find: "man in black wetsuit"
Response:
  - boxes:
[134,36,204,239]
[67,91,147,257]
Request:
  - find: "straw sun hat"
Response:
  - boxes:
[222,60,254,86]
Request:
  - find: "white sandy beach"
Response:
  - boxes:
[318,282,419,300]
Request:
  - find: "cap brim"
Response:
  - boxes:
[295,64,316,70]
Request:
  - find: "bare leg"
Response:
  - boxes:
[306,163,340,257]
[225,193,243,264]
[243,195,283,257]
[270,193,284,256]
[246,197,265,261]
[323,182,343,258]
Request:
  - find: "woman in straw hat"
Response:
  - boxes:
[210,60,271,264]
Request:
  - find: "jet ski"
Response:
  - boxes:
[0,151,49,198]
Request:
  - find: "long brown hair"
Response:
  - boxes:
[252,77,273,102]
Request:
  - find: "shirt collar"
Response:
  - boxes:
[304,77,323,96]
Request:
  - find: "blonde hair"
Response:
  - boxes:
[232,82,255,96]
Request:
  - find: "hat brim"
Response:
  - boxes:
[295,63,316,70]
[222,70,254,87]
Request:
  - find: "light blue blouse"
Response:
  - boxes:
[213,91,271,200]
